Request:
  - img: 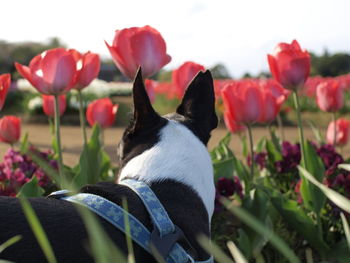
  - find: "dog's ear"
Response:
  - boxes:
[130,67,160,133]
[176,70,218,142]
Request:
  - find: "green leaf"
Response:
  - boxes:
[265,140,282,163]
[340,213,350,251]
[255,137,266,153]
[19,197,57,263]
[19,132,29,154]
[338,164,350,172]
[327,239,350,263]
[17,176,45,198]
[270,128,281,153]
[73,125,112,187]
[227,241,248,263]
[270,191,329,252]
[210,133,235,180]
[222,198,301,263]
[0,235,21,254]
[236,229,252,259]
[197,235,234,263]
[298,166,350,214]
[307,120,325,145]
[300,141,326,213]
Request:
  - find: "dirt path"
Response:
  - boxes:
[1,124,348,167]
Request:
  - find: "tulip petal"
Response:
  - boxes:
[0,74,11,110]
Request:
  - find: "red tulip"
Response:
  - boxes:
[223,110,246,134]
[172,61,205,99]
[0,74,11,110]
[42,95,67,117]
[268,40,310,90]
[258,79,289,123]
[221,81,263,125]
[105,26,171,80]
[153,82,175,99]
[69,50,100,90]
[327,118,350,147]
[144,79,156,103]
[86,98,118,128]
[15,48,77,95]
[316,79,343,112]
[0,116,21,144]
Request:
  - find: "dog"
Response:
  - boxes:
[0,68,218,263]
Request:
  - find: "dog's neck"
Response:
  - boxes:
[118,120,215,220]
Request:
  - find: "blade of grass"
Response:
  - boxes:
[221,198,300,263]
[0,235,21,254]
[18,197,57,263]
[298,166,350,214]
[340,213,350,250]
[122,198,136,263]
[75,205,126,263]
[197,235,233,263]
[227,241,248,263]
[338,164,350,172]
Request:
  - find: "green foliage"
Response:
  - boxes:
[310,51,350,77]
[17,176,45,198]
[73,124,112,188]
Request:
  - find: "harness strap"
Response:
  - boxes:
[50,180,213,263]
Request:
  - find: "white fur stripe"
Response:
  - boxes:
[118,120,215,220]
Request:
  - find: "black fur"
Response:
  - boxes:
[0,181,210,262]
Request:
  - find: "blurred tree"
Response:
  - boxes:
[310,50,350,77]
[210,63,232,79]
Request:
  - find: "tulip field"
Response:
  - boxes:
[1,25,350,263]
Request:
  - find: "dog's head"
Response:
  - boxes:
[117,68,218,217]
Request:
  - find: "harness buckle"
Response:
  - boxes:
[150,225,198,261]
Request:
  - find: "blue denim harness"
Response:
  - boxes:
[49,179,213,263]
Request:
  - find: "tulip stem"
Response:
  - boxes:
[276,113,285,141]
[332,112,337,146]
[247,124,255,178]
[77,90,88,145]
[54,95,65,180]
[292,91,307,168]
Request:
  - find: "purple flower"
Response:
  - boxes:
[275,141,301,173]
[317,144,343,176]
[247,152,267,169]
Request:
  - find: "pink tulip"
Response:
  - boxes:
[316,79,343,112]
[42,95,67,117]
[172,61,205,99]
[0,116,21,144]
[144,79,156,103]
[86,98,118,128]
[0,74,10,110]
[327,118,350,147]
[258,79,289,123]
[105,26,171,80]
[69,50,100,90]
[268,40,310,90]
[15,48,77,95]
[223,110,246,134]
[221,80,263,125]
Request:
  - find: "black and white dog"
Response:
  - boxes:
[0,68,218,263]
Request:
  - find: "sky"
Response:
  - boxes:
[1,0,350,78]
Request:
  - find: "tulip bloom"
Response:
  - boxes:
[105,26,171,80]
[172,61,205,99]
[86,98,118,128]
[0,116,21,144]
[15,48,77,95]
[42,95,67,117]
[223,110,246,134]
[0,74,10,110]
[316,79,343,112]
[327,118,350,147]
[144,79,156,103]
[69,50,100,90]
[221,81,263,125]
[268,40,310,90]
